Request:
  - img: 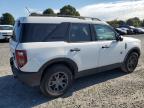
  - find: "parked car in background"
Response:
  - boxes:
[0,25,13,41]
[115,28,127,35]
[133,28,144,34]
[119,25,134,35]
[119,25,144,35]
[129,26,135,29]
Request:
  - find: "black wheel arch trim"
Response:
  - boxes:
[124,47,140,62]
[39,58,78,78]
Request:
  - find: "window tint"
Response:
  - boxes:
[94,24,116,40]
[46,23,69,41]
[22,23,58,42]
[21,23,69,42]
[69,23,91,42]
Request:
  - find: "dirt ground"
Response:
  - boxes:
[0,35,144,108]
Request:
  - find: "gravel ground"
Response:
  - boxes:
[0,35,144,108]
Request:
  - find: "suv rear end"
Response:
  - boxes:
[10,17,70,86]
[9,20,40,86]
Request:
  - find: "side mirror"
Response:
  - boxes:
[116,35,123,41]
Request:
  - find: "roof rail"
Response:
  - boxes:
[29,14,101,21]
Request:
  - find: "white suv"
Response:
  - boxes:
[0,25,13,40]
[10,16,141,97]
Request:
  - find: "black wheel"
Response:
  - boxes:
[40,64,73,97]
[121,52,139,73]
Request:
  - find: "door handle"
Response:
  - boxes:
[102,45,109,48]
[70,48,81,52]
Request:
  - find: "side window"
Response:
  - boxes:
[22,23,58,42]
[21,23,69,42]
[94,24,116,41]
[69,23,91,42]
[48,23,69,41]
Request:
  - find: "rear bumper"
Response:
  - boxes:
[10,58,41,86]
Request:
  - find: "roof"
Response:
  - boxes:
[18,16,107,25]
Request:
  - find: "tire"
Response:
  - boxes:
[40,64,73,97]
[121,52,139,73]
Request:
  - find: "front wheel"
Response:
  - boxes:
[121,52,139,73]
[40,65,73,97]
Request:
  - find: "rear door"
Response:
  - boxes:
[68,23,100,71]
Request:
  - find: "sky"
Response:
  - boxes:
[0,0,144,21]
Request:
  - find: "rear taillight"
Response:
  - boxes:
[15,50,27,68]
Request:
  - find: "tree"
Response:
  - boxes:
[141,20,144,27]
[1,13,15,25]
[107,20,125,27]
[30,12,39,16]
[118,20,126,26]
[58,5,80,16]
[126,17,141,27]
[43,8,55,15]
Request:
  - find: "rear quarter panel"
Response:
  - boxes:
[16,42,81,72]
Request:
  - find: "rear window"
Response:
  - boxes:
[21,23,69,42]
